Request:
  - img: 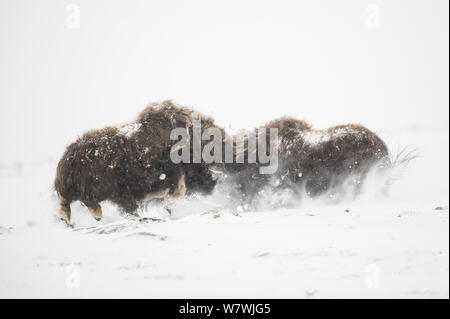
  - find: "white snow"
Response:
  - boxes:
[300,126,364,147]
[118,123,142,138]
[0,125,448,298]
[302,131,328,145]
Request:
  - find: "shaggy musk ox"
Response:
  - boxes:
[219,117,390,206]
[54,100,221,223]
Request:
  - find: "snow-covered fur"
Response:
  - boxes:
[220,117,390,205]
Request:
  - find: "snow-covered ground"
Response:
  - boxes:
[0,124,448,298]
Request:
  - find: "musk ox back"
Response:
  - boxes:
[55,100,221,224]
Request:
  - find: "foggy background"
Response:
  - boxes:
[0,0,448,164]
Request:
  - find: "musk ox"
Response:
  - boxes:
[54,100,222,224]
[217,117,390,206]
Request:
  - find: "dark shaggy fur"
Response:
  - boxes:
[54,100,221,223]
[219,117,390,205]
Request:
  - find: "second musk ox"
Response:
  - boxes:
[218,117,390,206]
[54,100,222,224]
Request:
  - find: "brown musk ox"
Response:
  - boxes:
[54,100,223,224]
[218,117,390,207]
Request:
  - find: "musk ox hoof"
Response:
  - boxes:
[88,205,103,221]
[56,215,73,228]
[58,217,71,227]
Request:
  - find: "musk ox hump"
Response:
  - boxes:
[137,100,192,127]
[262,116,312,133]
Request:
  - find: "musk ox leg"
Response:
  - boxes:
[57,197,71,224]
[86,203,103,221]
[172,172,186,198]
[164,173,187,215]
[142,188,170,215]
[113,199,140,217]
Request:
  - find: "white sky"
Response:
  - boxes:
[0,0,448,163]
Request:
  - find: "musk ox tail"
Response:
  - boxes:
[385,146,418,184]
